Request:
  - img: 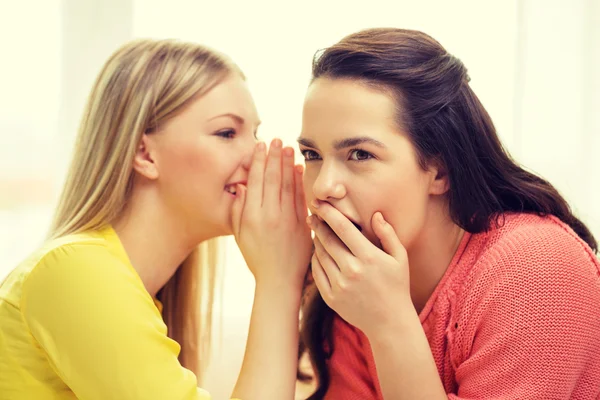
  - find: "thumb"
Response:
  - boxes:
[231,184,246,238]
[372,212,405,260]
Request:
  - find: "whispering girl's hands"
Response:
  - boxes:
[232,140,312,294]
[230,141,314,400]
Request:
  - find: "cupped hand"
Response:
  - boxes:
[232,139,313,294]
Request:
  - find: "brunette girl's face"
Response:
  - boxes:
[299,78,448,251]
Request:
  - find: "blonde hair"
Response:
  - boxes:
[49,38,240,382]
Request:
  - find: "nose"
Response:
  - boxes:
[312,161,346,201]
[240,139,257,171]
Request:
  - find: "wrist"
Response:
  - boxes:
[254,280,303,306]
[364,297,419,340]
[254,269,304,293]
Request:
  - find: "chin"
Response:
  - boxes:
[216,221,234,237]
[209,226,232,239]
[193,220,233,243]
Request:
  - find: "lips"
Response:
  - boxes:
[225,181,247,195]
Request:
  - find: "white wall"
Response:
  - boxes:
[515,0,600,237]
[0,1,61,276]
[0,1,598,399]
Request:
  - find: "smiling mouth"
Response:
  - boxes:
[225,183,246,195]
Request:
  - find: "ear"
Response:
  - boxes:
[132,134,159,180]
[427,159,449,195]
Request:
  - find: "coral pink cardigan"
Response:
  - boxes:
[325,213,600,399]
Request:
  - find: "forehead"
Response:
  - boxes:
[188,74,260,122]
[301,78,398,138]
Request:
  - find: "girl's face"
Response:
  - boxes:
[141,74,260,240]
[299,78,447,252]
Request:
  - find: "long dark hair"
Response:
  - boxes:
[297,28,598,399]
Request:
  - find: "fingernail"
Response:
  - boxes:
[377,212,386,225]
[306,215,314,227]
[272,138,282,148]
[295,164,304,174]
[256,142,266,152]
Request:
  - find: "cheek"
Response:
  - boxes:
[157,142,220,207]
[361,171,430,248]
[164,145,211,181]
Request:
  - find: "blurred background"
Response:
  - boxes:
[0,0,598,398]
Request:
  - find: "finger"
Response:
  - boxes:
[314,237,341,283]
[231,184,247,237]
[263,139,283,210]
[294,164,309,222]
[311,253,333,303]
[246,142,267,208]
[281,147,295,215]
[307,214,352,272]
[312,201,371,259]
[372,212,406,260]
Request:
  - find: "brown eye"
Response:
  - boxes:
[301,149,321,161]
[349,149,373,161]
[216,129,236,139]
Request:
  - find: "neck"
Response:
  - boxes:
[112,188,200,297]
[407,202,465,314]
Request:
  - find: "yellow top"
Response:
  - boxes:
[0,226,224,400]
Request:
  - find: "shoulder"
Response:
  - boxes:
[2,231,124,305]
[20,231,141,312]
[28,236,129,285]
[454,213,600,325]
[18,231,160,338]
[469,213,599,284]
[450,214,600,377]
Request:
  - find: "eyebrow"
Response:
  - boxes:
[297,136,386,150]
[208,113,262,126]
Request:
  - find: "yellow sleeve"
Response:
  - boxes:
[20,243,212,400]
